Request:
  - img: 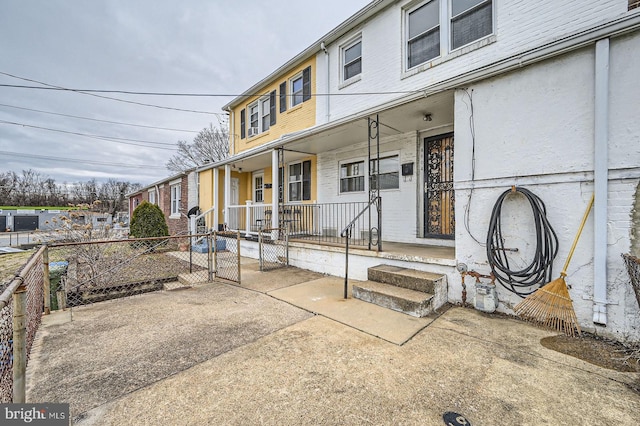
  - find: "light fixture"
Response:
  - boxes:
[423,113,433,122]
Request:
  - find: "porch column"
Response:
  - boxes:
[271,149,279,230]
[213,167,219,231]
[224,164,231,229]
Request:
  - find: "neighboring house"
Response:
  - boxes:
[127,171,198,236]
[197,0,640,341]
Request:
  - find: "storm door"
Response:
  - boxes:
[423,133,455,239]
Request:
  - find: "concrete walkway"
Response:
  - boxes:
[26,265,639,425]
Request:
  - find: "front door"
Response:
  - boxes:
[228,178,240,230]
[424,133,455,239]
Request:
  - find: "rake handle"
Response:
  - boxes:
[561,193,595,276]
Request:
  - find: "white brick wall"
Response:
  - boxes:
[316,0,630,125]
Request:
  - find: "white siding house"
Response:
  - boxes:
[208,0,640,340]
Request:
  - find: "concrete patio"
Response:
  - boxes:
[26,260,640,425]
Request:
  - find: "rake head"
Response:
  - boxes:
[514,276,582,337]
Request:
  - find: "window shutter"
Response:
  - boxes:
[302,160,311,200]
[302,66,311,102]
[240,109,246,139]
[279,81,287,113]
[270,90,276,126]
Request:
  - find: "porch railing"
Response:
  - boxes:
[225,200,382,251]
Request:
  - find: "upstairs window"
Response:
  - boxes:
[249,102,259,132]
[407,0,441,69]
[261,97,270,132]
[148,189,156,205]
[451,0,493,50]
[342,38,362,82]
[340,160,365,193]
[246,91,276,137]
[291,74,304,107]
[290,66,312,107]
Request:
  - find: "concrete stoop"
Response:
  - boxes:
[177,272,210,286]
[352,265,447,318]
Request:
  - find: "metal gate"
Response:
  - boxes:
[259,228,289,272]
[424,133,455,239]
[214,231,241,284]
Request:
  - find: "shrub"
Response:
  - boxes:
[130,201,169,239]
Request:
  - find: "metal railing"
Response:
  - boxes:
[340,196,382,299]
[0,246,45,403]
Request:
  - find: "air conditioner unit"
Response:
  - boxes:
[248,127,259,137]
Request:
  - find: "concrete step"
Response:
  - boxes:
[352,281,434,318]
[368,264,444,294]
[178,272,210,286]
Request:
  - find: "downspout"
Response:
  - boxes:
[225,106,235,156]
[593,38,609,326]
[321,42,330,123]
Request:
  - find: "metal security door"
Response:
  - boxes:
[424,133,455,239]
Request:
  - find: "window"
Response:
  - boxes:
[451,0,493,50]
[340,161,365,193]
[370,155,399,190]
[148,189,156,205]
[342,38,362,81]
[170,184,181,216]
[288,160,312,202]
[253,173,264,203]
[291,74,304,107]
[290,66,311,107]
[261,97,270,132]
[249,102,259,131]
[407,0,441,69]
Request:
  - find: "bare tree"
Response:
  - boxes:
[166,122,229,173]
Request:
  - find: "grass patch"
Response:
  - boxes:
[0,251,35,289]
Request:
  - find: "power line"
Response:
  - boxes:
[0,150,166,169]
[0,71,224,116]
[0,102,200,133]
[0,119,176,150]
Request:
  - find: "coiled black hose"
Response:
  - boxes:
[486,187,559,297]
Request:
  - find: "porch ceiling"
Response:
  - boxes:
[229,90,454,172]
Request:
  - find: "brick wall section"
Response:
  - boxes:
[166,177,189,236]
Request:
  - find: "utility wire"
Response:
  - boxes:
[0,102,199,133]
[0,120,176,150]
[0,71,223,116]
[0,150,166,169]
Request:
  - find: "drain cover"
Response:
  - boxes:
[443,412,471,426]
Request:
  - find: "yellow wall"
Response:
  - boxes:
[231,57,317,155]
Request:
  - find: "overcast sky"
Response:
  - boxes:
[0,1,370,186]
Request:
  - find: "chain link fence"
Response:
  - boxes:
[214,231,241,284]
[0,246,45,403]
[48,235,208,308]
[259,228,289,272]
[623,253,640,309]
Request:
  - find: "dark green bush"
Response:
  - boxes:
[130,201,169,239]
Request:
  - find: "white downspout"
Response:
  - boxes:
[593,38,609,326]
[225,107,235,156]
[322,42,330,123]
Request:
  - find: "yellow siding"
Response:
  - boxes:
[231,57,317,154]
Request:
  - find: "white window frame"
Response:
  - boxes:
[147,189,156,205]
[253,172,264,203]
[341,36,362,84]
[261,96,270,132]
[449,0,493,51]
[369,153,400,191]
[170,183,181,217]
[339,159,366,194]
[405,0,442,71]
[290,73,304,107]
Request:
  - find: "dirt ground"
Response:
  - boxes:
[542,333,640,373]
